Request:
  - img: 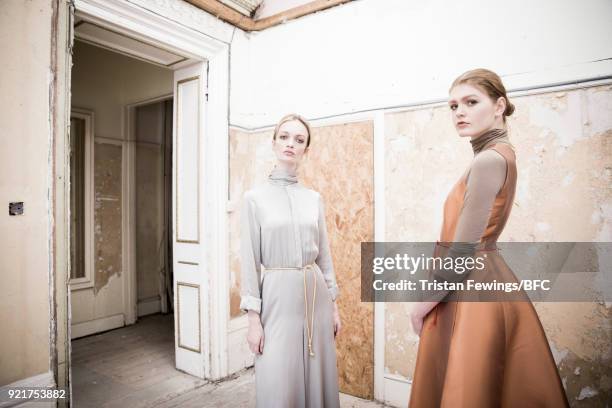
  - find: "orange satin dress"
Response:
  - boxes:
[409,143,569,407]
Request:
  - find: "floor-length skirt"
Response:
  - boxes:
[409,248,569,407]
[255,264,340,408]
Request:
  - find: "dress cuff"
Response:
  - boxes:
[328,285,339,301]
[240,295,262,314]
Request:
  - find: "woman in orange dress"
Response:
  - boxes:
[408,69,569,407]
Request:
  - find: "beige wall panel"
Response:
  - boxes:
[384,84,612,404]
[136,143,164,301]
[94,143,123,293]
[0,0,54,385]
[228,121,375,398]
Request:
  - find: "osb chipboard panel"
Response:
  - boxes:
[94,142,123,293]
[229,121,375,398]
[384,84,612,404]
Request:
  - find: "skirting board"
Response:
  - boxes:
[70,313,125,339]
[0,371,56,408]
[383,374,411,407]
[227,314,253,374]
[137,297,161,317]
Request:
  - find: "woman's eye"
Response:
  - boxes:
[449,104,457,111]
[467,99,477,106]
[296,139,304,144]
[279,134,288,140]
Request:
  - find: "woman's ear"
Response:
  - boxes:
[495,96,507,118]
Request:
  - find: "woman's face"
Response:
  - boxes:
[272,120,309,165]
[448,83,505,138]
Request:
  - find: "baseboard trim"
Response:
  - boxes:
[70,314,125,339]
[0,371,55,407]
[383,374,411,408]
[137,297,161,317]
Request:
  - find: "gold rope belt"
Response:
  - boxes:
[264,264,317,357]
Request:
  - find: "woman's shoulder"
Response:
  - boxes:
[242,183,270,202]
[296,184,322,200]
[472,148,507,172]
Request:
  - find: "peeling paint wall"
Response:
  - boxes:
[384,84,612,405]
[228,121,375,397]
[94,143,123,293]
[0,0,54,386]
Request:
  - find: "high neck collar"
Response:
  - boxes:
[470,128,509,155]
[268,166,298,186]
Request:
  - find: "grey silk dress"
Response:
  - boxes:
[240,167,341,408]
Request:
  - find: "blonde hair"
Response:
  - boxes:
[272,113,312,148]
[451,69,515,122]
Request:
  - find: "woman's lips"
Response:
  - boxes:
[457,122,469,128]
[283,151,295,157]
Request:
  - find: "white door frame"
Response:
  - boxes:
[73,0,230,380]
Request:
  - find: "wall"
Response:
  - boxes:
[134,100,172,315]
[230,0,612,129]
[70,41,173,328]
[0,0,54,386]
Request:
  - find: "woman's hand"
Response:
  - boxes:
[247,311,264,354]
[333,301,341,338]
[409,301,439,337]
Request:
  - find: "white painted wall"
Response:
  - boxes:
[0,0,54,386]
[229,0,612,128]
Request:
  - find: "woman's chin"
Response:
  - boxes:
[277,156,298,165]
[456,129,473,138]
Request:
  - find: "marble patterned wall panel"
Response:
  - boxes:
[228,121,375,398]
[384,84,612,404]
[94,142,123,293]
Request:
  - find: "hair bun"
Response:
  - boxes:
[504,100,515,117]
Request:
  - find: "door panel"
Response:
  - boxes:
[172,62,208,378]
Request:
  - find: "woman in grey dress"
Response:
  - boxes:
[240,114,342,408]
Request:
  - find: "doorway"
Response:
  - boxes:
[63,3,231,403]
[68,37,179,404]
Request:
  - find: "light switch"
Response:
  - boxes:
[9,202,23,216]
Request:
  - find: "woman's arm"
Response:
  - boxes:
[239,192,265,353]
[411,149,507,335]
[315,194,339,301]
[239,192,263,313]
[314,194,341,336]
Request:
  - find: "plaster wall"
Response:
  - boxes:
[0,0,54,386]
[232,0,612,128]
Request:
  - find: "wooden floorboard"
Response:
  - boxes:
[72,313,207,408]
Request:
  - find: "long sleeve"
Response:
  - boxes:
[239,192,263,313]
[315,195,339,300]
[434,149,507,284]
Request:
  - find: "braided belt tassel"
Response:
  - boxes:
[303,265,317,357]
